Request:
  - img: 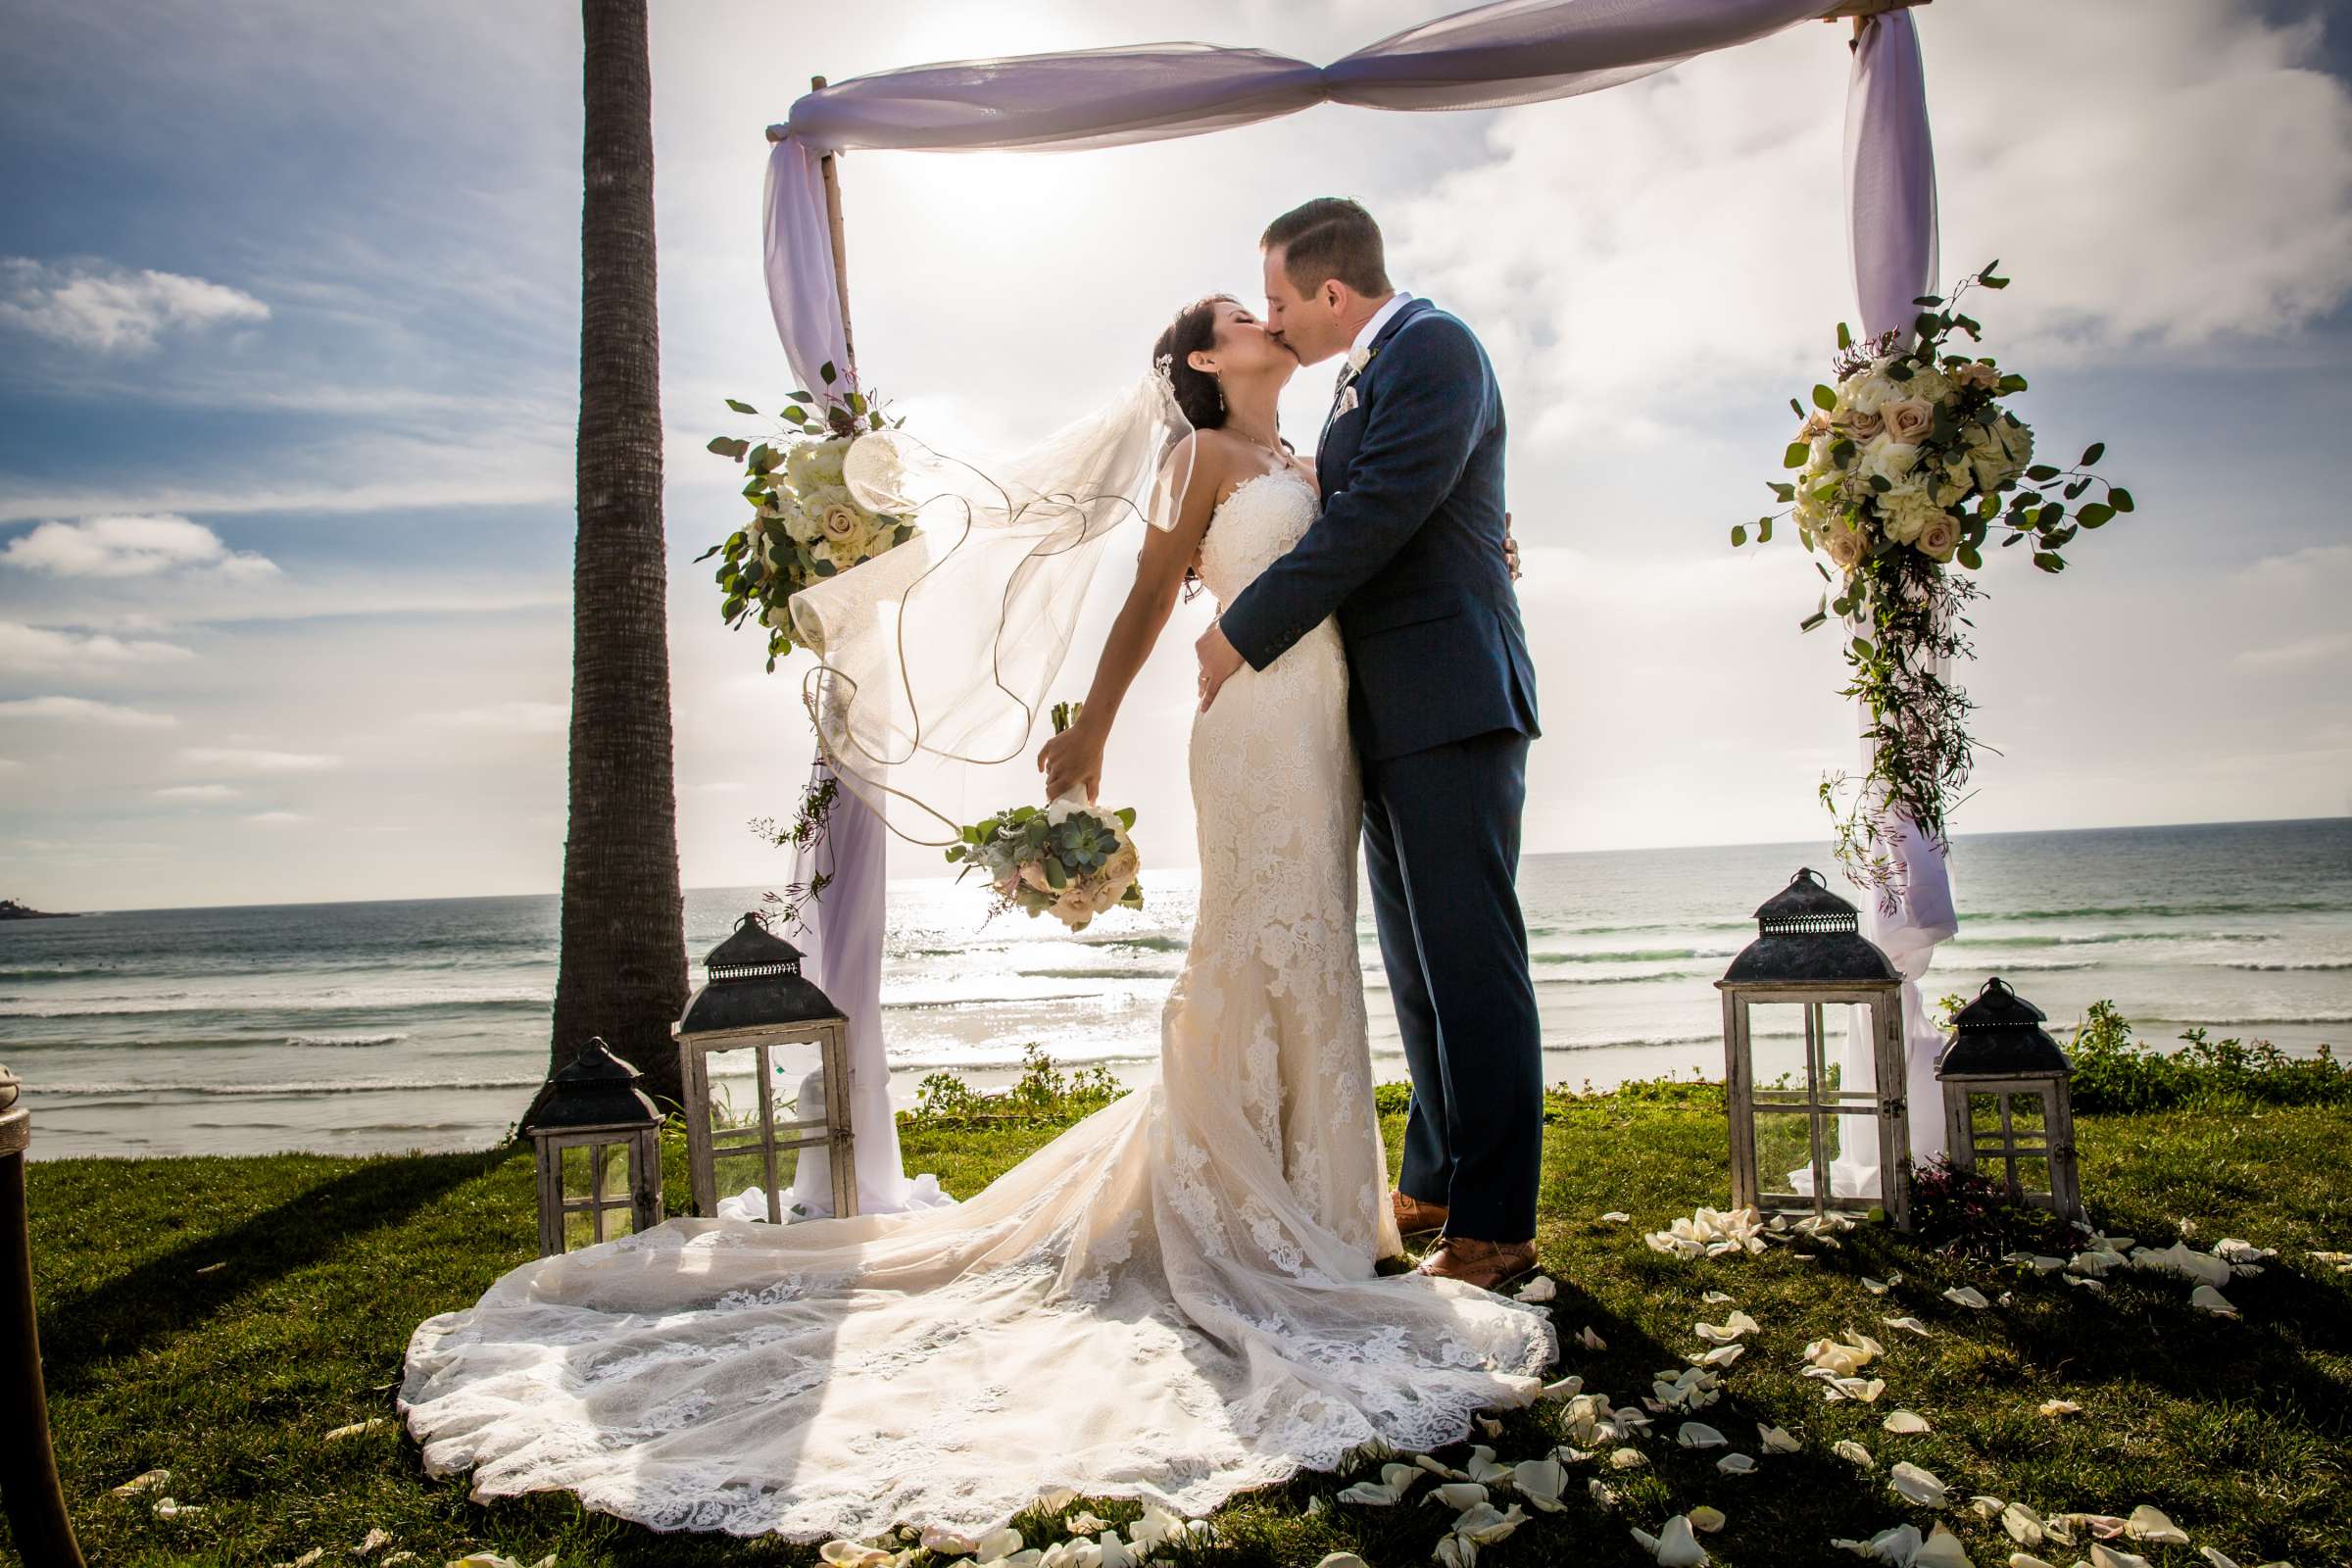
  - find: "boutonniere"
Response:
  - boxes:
[1347,344,1374,376]
[1335,386,1360,416]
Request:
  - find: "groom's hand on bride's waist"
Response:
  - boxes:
[1503,511,1522,582]
[1195,622,1246,712]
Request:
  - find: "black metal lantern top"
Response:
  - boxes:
[675,911,845,1035]
[1938,976,2071,1077]
[527,1037,661,1134]
[1717,867,1899,987]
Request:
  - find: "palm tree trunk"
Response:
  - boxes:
[548,0,686,1113]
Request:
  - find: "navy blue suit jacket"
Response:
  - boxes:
[1218,297,1539,762]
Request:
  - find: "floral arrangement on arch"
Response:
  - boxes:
[1734,264,2136,902]
[698,360,915,671]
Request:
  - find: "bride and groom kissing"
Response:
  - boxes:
[400,197,1556,1543]
[1039,193,1544,1291]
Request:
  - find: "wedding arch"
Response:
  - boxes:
[751,0,1950,1215]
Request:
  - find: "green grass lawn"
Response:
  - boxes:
[17,1083,2352,1567]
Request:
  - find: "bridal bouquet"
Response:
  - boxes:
[945,703,1144,932]
[698,361,915,671]
[1732,264,2135,900]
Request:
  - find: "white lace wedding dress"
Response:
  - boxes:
[398,467,1557,1540]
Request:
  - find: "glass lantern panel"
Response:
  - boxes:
[2011,1155,2050,1195]
[700,1038,828,1136]
[2007,1092,2047,1133]
[1968,1092,2006,1137]
[558,1138,643,1250]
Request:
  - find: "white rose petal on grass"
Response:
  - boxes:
[1433,1538,1475,1568]
[1337,1462,1423,1505]
[1835,1440,1875,1468]
[1515,1275,1557,1302]
[2131,1242,2232,1289]
[922,1525,982,1554]
[1036,1487,1080,1513]
[2125,1506,2191,1546]
[1579,1326,1608,1351]
[1861,1274,1900,1295]
[1883,1410,1933,1435]
[1835,1524,1922,1562]
[1688,1505,1728,1533]
[1461,1446,1512,1485]
[1511,1457,1569,1511]
[1632,1515,1712,1567]
[2010,1554,2059,1568]
[1540,1374,1584,1401]
[1759,1423,1802,1453]
[1882,1316,1933,1338]
[1966,1495,2007,1522]
[1064,1511,1111,1537]
[2089,1544,2154,1568]
[1942,1286,1990,1309]
[112,1468,171,1497]
[818,1542,897,1568]
[1702,1290,1736,1305]
[1677,1422,1729,1449]
[1913,1523,1975,1568]
[1694,1310,1760,1344]
[1312,1555,1372,1568]
[1889,1461,1950,1508]
[353,1530,394,1557]
[2001,1503,2046,1545]
[2064,1275,2108,1294]
[1601,1211,1632,1223]
[1453,1501,1528,1545]
[325,1418,389,1442]
[2190,1284,2240,1317]
[1823,1376,1886,1404]
[152,1497,203,1520]
[1803,1330,1885,1377]
[1416,1452,1469,1482]
[1609,1446,1649,1469]
[1426,1482,1491,1511]
[1717,1452,1758,1475]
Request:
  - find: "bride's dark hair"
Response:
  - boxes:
[1152,294,1235,431]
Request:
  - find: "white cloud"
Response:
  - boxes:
[243,810,312,824]
[176,746,342,773]
[419,700,568,735]
[2235,630,2352,671]
[0,758,24,771]
[0,696,177,727]
[2,514,278,580]
[0,256,270,353]
[1394,0,2352,438]
[154,783,242,801]
[0,620,197,668]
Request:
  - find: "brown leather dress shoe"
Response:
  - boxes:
[1415,1236,1540,1294]
[1391,1190,1448,1238]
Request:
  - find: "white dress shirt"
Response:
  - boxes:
[1348,289,1414,368]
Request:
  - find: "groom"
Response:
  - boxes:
[1197,198,1544,1290]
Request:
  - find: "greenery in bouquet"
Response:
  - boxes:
[697,359,916,672]
[1732,264,2135,902]
[945,703,1145,932]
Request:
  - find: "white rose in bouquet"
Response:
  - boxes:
[782,500,824,545]
[1821,518,1868,570]
[1840,365,1898,416]
[1905,365,1951,405]
[1858,435,1922,487]
[1952,360,2000,392]
[1994,415,2034,473]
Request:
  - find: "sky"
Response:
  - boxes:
[1,0,2349,912]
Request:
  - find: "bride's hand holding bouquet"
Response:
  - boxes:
[946,703,1144,933]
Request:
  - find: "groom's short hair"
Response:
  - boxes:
[1262,198,1391,298]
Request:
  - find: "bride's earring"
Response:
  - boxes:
[1215,377,1227,416]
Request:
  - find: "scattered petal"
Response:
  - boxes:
[1861,1274,1899,1295]
[1037,1488,1079,1513]
[1835,1440,1876,1468]
[1540,1374,1584,1401]
[1510,1457,1568,1512]
[1690,1344,1745,1369]
[152,1497,203,1520]
[1883,1410,1933,1435]
[1632,1515,1711,1567]
[1426,1482,1491,1511]
[112,1469,171,1498]
[1338,1462,1425,1505]
[1716,1451,1757,1475]
[326,1419,389,1442]
[1882,1316,1933,1338]
[1475,1415,1502,1438]
[196,1260,227,1275]
[2089,1544,2153,1568]
[2130,1242,2231,1289]
[1459,1446,1511,1486]
[354,1530,394,1558]
[1313,1556,1371,1568]
[1913,1523,1975,1568]
[1579,1326,1608,1351]
[1609,1446,1649,1470]
[2190,1284,2239,1318]
[1694,1311,1760,1344]
[1835,1524,1923,1563]
[1701,1291,1737,1305]
[1942,1286,1990,1309]
[1759,1423,1802,1453]
[1434,1537,1477,1568]
[2064,1274,2108,1293]
[2009,1556,2057,1568]
[1889,1460,1950,1508]
[1677,1422,1728,1449]
[2125,1506,2190,1546]
[2036,1399,2081,1419]
[1600,1211,1633,1224]
[1967,1495,2006,1522]
[922,1526,982,1554]
[1589,1478,1621,1510]
[1453,1501,1528,1546]
[1689,1506,1728,1533]
[1516,1275,1557,1303]
[2002,1502,2045,1545]
[1064,1512,1110,1537]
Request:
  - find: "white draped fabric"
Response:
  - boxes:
[752,2,1949,1211]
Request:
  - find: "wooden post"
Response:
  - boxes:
[810,74,858,381]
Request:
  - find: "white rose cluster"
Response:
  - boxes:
[1784,347,2033,578]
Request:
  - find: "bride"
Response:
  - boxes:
[398,296,1557,1543]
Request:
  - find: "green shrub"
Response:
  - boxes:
[907,1044,1125,1127]
[2067,1000,2351,1112]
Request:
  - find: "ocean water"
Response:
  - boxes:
[5,817,2346,1161]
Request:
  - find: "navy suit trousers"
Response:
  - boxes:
[1360,728,1544,1242]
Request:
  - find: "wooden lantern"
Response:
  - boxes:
[673,912,856,1223]
[1936,977,2082,1221]
[524,1038,664,1256]
[1716,868,1912,1230]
